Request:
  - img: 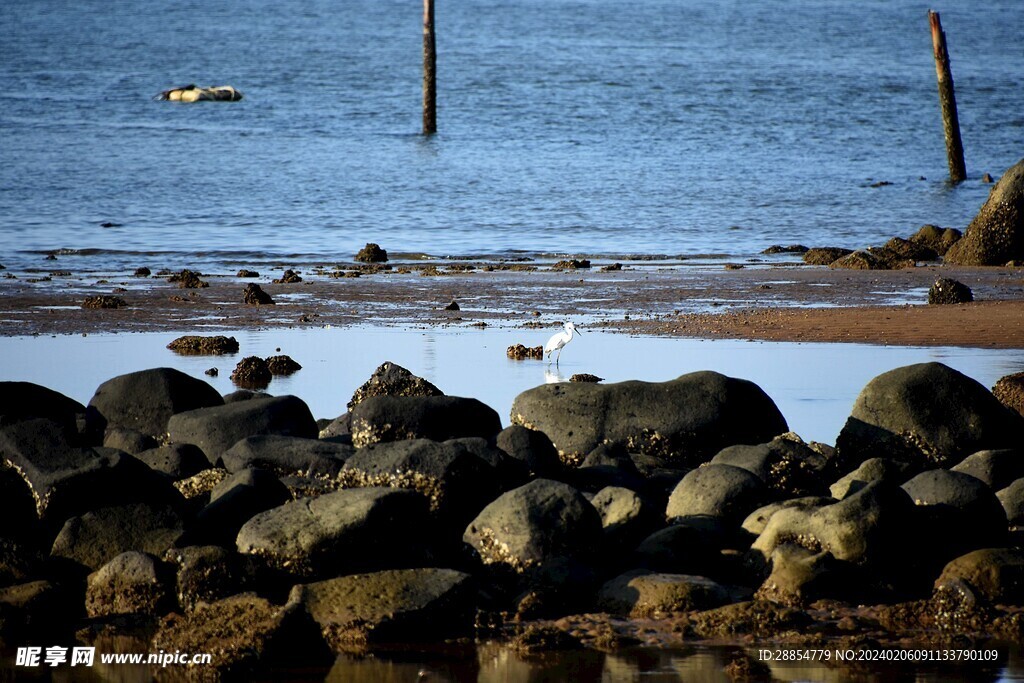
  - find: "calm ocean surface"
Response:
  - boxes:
[1,0,1023,274]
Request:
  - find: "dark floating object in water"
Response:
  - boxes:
[156,84,243,102]
[99,222,121,228]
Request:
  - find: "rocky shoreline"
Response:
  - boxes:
[2,358,1024,679]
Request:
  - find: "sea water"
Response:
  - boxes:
[1,0,1023,274]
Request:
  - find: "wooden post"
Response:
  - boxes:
[929,10,966,183]
[423,0,437,135]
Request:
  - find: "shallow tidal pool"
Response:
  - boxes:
[1,326,1022,446]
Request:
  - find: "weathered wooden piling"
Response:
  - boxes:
[423,0,437,135]
[929,10,966,183]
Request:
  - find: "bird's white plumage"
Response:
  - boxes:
[545,321,581,364]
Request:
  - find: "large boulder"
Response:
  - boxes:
[86,368,223,438]
[347,361,442,410]
[135,443,210,480]
[596,569,734,617]
[287,568,475,651]
[830,457,912,500]
[236,487,432,578]
[463,479,602,574]
[221,435,353,478]
[163,545,260,611]
[945,158,1024,265]
[590,486,660,549]
[349,395,501,447]
[666,464,769,526]
[510,372,788,467]
[50,503,184,572]
[0,382,84,432]
[495,425,564,479]
[184,468,292,546]
[951,449,1024,490]
[338,439,503,527]
[835,363,1024,472]
[167,395,318,464]
[910,224,962,256]
[0,419,183,529]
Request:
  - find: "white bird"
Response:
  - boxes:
[544,321,582,365]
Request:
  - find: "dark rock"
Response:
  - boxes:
[830,250,891,270]
[102,427,157,455]
[998,479,1024,526]
[909,224,962,256]
[511,372,788,467]
[936,548,1024,605]
[231,356,272,389]
[444,300,460,311]
[185,468,292,546]
[0,580,69,640]
[0,419,183,529]
[983,173,995,183]
[0,468,40,544]
[666,464,769,526]
[243,283,274,305]
[830,457,913,499]
[349,395,501,447]
[136,443,211,478]
[151,594,328,679]
[85,551,174,617]
[688,600,811,639]
[463,479,602,574]
[168,269,208,288]
[571,444,646,493]
[287,568,474,652]
[710,434,832,497]
[86,367,223,439]
[835,363,1024,472]
[237,269,259,278]
[883,236,939,262]
[134,267,151,277]
[570,373,604,383]
[762,245,809,254]
[167,335,240,355]
[632,525,721,576]
[802,247,852,265]
[318,412,351,444]
[355,243,388,263]
[741,497,835,536]
[347,361,443,411]
[951,449,1024,489]
[224,389,273,403]
[265,355,301,375]
[591,486,660,549]
[236,487,432,578]
[0,382,85,431]
[167,395,318,464]
[511,624,584,653]
[273,269,302,284]
[552,259,591,269]
[82,295,126,309]
[495,425,564,479]
[507,344,544,360]
[50,503,184,572]
[205,367,218,376]
[338,438,503,527]
[164,545,260,611]
[596,569,733,617]
[946,158,1024,265]
[928,277,973,304]
[993,372,1024,418]
[222,435,352,477]
[901,469,1008,557]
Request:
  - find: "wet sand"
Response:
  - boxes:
[1,261,1022,347]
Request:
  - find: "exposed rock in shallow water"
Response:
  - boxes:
[167,335,240,355]
[168,269,208,288]
[355,242,388,263]
[82,295,126,309]
[243,283,274,305]
[928,277,973,304]
[552,259,591,269]
[511,372,788,467]
[347,361,443,410]
[802,247,852,265]
[946,158,1024,265]
[273,269,302,284]
[506,344,543,360]
[835,362,1024,473]
[265,355,301,375]
[287,568,475,652]
[231,356,272,389]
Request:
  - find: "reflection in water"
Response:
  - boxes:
[544,367,568,384]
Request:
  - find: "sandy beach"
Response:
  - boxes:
[2,261,1022,347]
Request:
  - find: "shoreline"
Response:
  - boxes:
[1,262,1022,348]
